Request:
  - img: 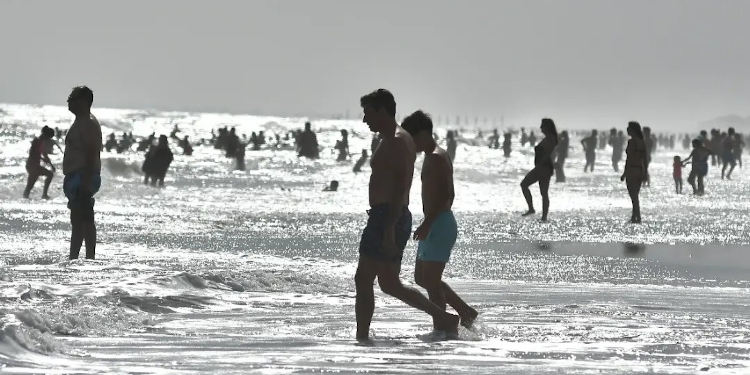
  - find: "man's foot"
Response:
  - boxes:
[522,209,536,217]
[435,313,460,335]
[460,308,479,328]
[540,216,548,222]
[41,194,50,200]
[22,192,29,199]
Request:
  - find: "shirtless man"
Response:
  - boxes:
[23,126,56,199]
[63,86,102,259]
[355,89,459,340]
[401,110,478,328]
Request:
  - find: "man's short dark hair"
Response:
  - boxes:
[71,86,94,106]
[360,89,396,117]
[401,110,433,136]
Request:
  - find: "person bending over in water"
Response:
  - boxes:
[353,149,368,173]
[24,126,57,199]
[354,89,459,341]
[520,118,558,222]
[621,122,646,223]
[682,139,712,195]
[63,86,102,259]
[401,110,478,329]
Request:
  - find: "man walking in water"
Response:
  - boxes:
[401,110,478,328]
[63,86,102,260]
[355,89,459,340]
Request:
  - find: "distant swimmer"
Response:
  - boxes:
[520,119,558,222]
[502,132,512,158]
[355,89,459,340]
[104,133,117,152]
[621,122,646,223]
[23,126,57,199]
[142,135,174,187]
[63,86,102,260]
[673,156,684,194]
[335,129,350,161]
[581,130,597,172]
[721,127,737,180]
[609,128,625,172]
[323,180,339,191]
[528,130,537,147]
[298,122,320,159]
[683,139,712,195]
[353,149,368,173]
[488,129,500,149]
[554,130,569,182]
[401,110,478,328]
[446,130,457,162]
[179,135,193,156]
[642,127,653,186]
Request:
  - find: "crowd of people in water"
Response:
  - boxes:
[13,86,750,338]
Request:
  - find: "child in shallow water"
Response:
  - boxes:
[673,156,684,194]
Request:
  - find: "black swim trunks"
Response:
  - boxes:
[359,204,412,262]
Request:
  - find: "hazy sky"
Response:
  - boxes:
[1,0,748,129]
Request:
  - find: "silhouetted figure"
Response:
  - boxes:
[520,119,558,222]
[621,122,647,224]
[323,180,339,191]
[353,149,368,173]
[401,110,478,329]
[24,126,56,199]
[520,128,528,147]
[598,131,607,150]
[502,132,512,158]
[225,127,239,157]
[335,129,350,161]
[142,135,173,187]
[63,86,102,260]
[169,124,180,139]
[642,127,653,186]
[673,156,684,194]
[734,132,745,168]
[581,130,598,172]
[235,142,246,171]
[488,129,500,149]
[104,133,117,152]
[116,132,132,153]
[683,139,712,195]
[355,89,459,340]
[609,128,625,172]
[137,133,154,152]
[709,129,720,166]
[446,130,457,162]
[528,131,537,147]
[55,127,62,141]
[682,134,691,150]
[721,127,738,179]
[298,122,319,159]
[554,130,569,182]
[179,135,193,156]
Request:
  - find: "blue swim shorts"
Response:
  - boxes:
[63,172,101,218]
[416,211,458,263]
[358,204,412,262]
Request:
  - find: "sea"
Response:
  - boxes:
[1,103,749,374]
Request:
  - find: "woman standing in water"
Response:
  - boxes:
[520,118,558,222]
[620,122,647,223]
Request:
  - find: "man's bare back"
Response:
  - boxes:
[369,126,416,207]
[421,146,454,217]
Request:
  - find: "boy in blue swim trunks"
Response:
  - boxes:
[354,90,459,341]
[63,86,102,259]
[401,110,478,328]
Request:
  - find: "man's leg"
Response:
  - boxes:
[70,210,83,259]
[23,171,40,198]
[41,168,53,198]
[376,260,459,332]
[84,217,96,259]
[355,255,377,340]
